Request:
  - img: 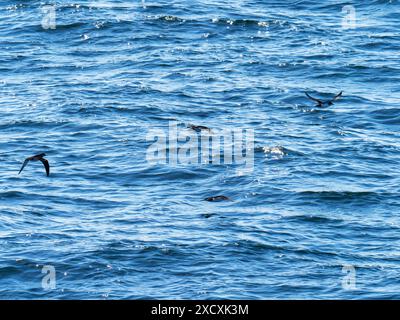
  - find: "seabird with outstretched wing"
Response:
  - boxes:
[305,91,343,107]
[18,153,50,176]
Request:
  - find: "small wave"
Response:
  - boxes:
[0,191,26,199]
[0,119,70,130]
[0,266,20,277]
[255,146,304,158]
[369,108,400,125]
[284,214,344,224]
[147,15,187,23]
[211,17,291,30]
[212,18,270,27]
[223,239,285,253]
[43,22,86,31]
[295,190,381,202]
[293,247,338,258]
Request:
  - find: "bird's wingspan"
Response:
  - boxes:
[333,91,343,100]
[39,158,50,176]
[305,92,323,104]
[18,159,30,175]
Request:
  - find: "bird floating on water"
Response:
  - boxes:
[204,195,230,202]
[305,91,343,107]
[18,153,50,177]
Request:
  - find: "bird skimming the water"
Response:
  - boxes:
[305,91,343,107]
[18,153,50,177]
[188,124,211,133]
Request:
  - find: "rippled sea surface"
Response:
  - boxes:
[1,0,400,299]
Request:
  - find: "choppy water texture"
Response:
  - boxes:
[1,0,400,299]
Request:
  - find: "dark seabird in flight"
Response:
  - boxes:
[204,195,230,202]
[305,91,343,107]
[18,153,50,176]
[187,124,211,133]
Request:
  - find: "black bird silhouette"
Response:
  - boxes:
[18,153,50,176]
[187,124,211,133]
[305,91,343,107]
[204,195,230,202]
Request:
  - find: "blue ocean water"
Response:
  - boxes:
[1,0,400,299]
